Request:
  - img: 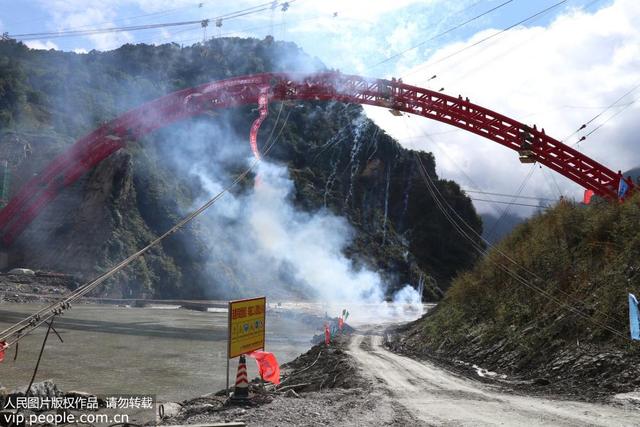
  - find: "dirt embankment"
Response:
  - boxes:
[0,271,79,304]
[158,334,419,426]
[383,199,640,403]
[385,319,640,402]
[0,332,416,427]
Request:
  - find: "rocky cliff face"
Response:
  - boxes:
[0,37,483,300]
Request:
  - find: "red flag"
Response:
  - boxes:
[0,340,7,363]
[324,324,330,345]
[247,350,280,385]
[583,189,594,205]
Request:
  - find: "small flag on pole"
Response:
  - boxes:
[618,178,629,200]
[0,340,7,363]
[583,189,594,205]
[324,324,330,345]
[629,293,640,340]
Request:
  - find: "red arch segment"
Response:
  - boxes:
[0,72,622,246]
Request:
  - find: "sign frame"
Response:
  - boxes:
[227,296,266,359]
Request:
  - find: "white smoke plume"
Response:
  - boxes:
[158,118,423,322]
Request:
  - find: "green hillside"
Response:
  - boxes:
[393,195,640,397]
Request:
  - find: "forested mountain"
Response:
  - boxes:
[0,37,483,300]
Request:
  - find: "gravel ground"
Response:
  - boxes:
[385,322,640,403]
[0,272,78,304]
[165,389,419,426]
[158,334,422,426]
[355,333,640,426]
[159,330,640,427]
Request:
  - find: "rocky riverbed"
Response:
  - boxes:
[0,270,79,304]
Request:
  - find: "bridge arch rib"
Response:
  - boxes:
[0,72,621,246]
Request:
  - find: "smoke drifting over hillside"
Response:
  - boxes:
[158,118,423,318]
[1,37,482,307]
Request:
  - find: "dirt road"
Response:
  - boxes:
[349,334,639,426]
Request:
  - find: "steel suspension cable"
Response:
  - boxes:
[403,0,568,79]
[462,189,556,203]
[370,0,515,69]
[564,82,640,145]
[469,197,548,208]
[574,99,638,146]
[9,1,298,40]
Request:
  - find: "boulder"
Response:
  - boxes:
[23,380,62,398]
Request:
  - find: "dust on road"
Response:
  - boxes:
[348,334,639,426]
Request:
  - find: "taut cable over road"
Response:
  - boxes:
[0,72,625,246]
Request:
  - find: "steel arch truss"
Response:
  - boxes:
[0,72,622,246]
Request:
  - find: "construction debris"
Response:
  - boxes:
[310,320,355,345]
[277,334,366,393]
[157,333,421,427]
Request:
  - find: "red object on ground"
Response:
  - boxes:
[583,189,595,204]
[249,86,269,160]
[0,340,7,363]
[324,324,330,345]
[247,350,281,385]
[233,354,249,399]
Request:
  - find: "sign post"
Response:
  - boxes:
[226,296,266,397]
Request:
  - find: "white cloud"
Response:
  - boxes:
[367,0,640,215]
[284,0,477,77]
[29,0,472,59]
[37,0,134,50]
[385,20,419,61]
[25,40,59,50]
[125,0,210,13]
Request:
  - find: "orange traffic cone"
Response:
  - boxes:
[232,354,249,401]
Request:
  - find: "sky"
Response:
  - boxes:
[1,0,638,217]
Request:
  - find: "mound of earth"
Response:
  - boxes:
[279,334,366,392]
[159,334,418,426]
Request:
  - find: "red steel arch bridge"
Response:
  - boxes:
[0,72,625,246]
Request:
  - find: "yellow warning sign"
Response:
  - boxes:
[228,296,266,359]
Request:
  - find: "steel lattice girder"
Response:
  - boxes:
[0,72,623,246]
